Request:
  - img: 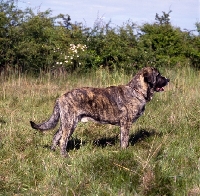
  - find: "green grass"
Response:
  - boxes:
[0,66,200,195]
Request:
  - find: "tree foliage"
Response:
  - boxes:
[0,1,199,75]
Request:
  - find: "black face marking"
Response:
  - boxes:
[154,73,170,92]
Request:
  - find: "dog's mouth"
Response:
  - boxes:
[155,87,165,92]
[154,77,170,92]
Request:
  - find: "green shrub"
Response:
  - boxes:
[0,2,199,75]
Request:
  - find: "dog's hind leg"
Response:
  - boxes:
[60,127,75,157]
[51,127,62,151]
[59,118,79,157]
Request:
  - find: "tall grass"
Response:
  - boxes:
[0,66,199,195]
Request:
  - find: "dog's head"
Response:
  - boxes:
[128,67,170,101]
[143,67,170,92]
[142,67,169,100]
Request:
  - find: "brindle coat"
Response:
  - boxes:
[30,67,169,157]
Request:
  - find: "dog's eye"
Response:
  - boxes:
[156,73,160,78]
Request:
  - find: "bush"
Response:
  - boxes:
[0,2,199,75]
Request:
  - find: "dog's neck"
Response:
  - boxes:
[133,87,148,101]
[128,74,152,102]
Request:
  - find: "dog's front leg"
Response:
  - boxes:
[120,120,132,149]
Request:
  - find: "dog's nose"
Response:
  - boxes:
[166,78,170,82]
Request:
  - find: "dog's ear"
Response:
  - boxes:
[143,68,155,85]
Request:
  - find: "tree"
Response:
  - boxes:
[136,11,188,68]
[155,10,172,25]
[0,0,24,72]
[195,22,200,36]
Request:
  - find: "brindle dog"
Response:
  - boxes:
[30,67,169,157]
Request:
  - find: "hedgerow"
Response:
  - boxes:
[0,0,199,75]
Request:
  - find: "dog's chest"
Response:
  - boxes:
[131,104,145,122]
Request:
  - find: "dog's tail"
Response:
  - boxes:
[30,100,60,131]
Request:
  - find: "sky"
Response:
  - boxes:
[17,0,200,33]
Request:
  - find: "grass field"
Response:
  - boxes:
[0,66,200,195]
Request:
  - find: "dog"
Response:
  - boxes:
[30,67,169,157]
